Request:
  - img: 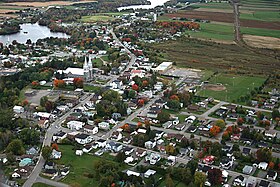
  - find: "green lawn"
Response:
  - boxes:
[185,22,234,42]
[32,183,53,187]
[92,57,103,67]
[57,145,127,187]
[198,74,266,102]
[241,27,280,38]
[81,15,115,22]
[241,11,280,22]
[83,84,101,92]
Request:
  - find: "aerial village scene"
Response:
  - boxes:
[0,0,279,186]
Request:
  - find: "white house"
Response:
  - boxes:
[13,106,24,114]
[136,148,147,157]
[84,125,98,134]
[144,169,156,178]
[12,172,21,178]
[75,150,83,156]
[51,149,62,159]
[52,131,67,142]
[96,139,107,148]
[98,122,110,130]
[111,131,123,141]
[145,152,161,165]
[106,141,123,152]
[258,162,268,170]
[145,141,156,149]
[67,121,85,130]
[75,134,93,145]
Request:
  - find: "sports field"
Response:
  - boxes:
[198,74,266,102]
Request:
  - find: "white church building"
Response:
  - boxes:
[56,56,94,82]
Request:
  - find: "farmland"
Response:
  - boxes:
[149,37,280,75]
[198,73,266,102]
[1,0,97,7]
[81,15,115,22]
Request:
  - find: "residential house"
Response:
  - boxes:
[246,176,257,187]
[38,119,49,129]
[84,125,98,134]
[26,147,39,155]
[220,157,233,169]
[44,161,55,170]
[110,80,123,90]
[13,106,24,114]
[136,148,147,157]
[42,169,58,178]
[145,152,161,165]
[98,122,110,130]
[265,130,277,139]
[52,131,67,143]
[243,165,253,174]
[242,147,252,156]
[67,120,85,130]
[144,169,156,178]
[174,123,185,131]
[233,175,246,187]
[51,149,62,159]
[165,133,184,142]
[266,170,278,181]
[75,150,83,156]
[82,144,93,153]
[19,158,32,167]
[112,113,122,120]
[259,180,270,187]
[106,142,123,152]
[75,134,93,145]
[124,147,134,156]
[197,164,212,174]
[203,155,215,165]
[122,136,132,144]
[166,156,176,166]
[96,139,107,148]
[111,131,123,141]
[258,162,268,170]
[145,140,156,149]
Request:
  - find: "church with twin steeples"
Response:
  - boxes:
[56,55,94,82]
[83,55,93,82]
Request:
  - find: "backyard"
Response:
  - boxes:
[56,144,128,187]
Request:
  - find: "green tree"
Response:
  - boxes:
[215,119,226,129]
[6,139,25,155]
[187,159,198,175]
[42,146,52,160]
[157,111,170,123]
[256,148,272,162]
[19,128,40,145]
[272,109,280,120]
[165,174,174,187]
[167,99,181,110]
[194,172,207,187]
[115,152,126,162]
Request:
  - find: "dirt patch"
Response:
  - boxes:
[3,0,97,7]
[0,9,18,13]
[243,35,280,49]
[204,84,226,91]
[166,10,280,30]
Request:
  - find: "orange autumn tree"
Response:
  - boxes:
[54,79,65,88]
[52,143,59,151]
[142,80,149,87]
[170,95,179,101]
[210,125,221,137]
[73,77,84,88]
[132,84,139,91]
[31,81,39,88]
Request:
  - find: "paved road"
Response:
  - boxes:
[36,176,69,187]
[23,96,93,187]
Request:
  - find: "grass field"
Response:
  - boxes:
[32,183,53,187]
[150,37,280,75]
[81,15,114,22]
[185,22,234,42]
[198,73,266,102]
[57,145,127,187]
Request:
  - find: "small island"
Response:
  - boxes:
[0,22,20,35]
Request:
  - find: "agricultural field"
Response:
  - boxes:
[160,0,280,45]
[1,0,97,7]
[197,73,266,102]
[185,22,234,42]
[81,15,115,22]
[150,37,280,75]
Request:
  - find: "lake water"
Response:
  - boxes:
[118,0,170,10]
[0,23,70,45]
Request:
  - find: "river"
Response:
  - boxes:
[0,23,69,45]
[118,0,170,10]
